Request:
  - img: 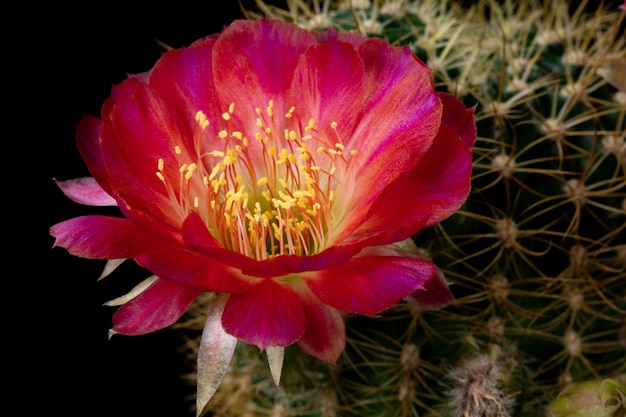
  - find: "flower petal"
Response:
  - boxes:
[111,278,201,335]
[54,177,117,206]
[304,254,436,315]
[222,279,306,349]
[74,114,119,200]
[296,284,346,364]
[347,122,473,247]
[183,211,364,278]
[134,249,250,293]
[196,294,237,417]
[213,19,316,104]
[404,266,454,311]
[210,19,317,140]
[289,36,366,144]
[438,92,477,148]
[50,216,163,259]
[363,239,454,310]
[330,40,443,243]
[148,36,220,133]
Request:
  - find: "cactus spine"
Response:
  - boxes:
[176,1,626,415]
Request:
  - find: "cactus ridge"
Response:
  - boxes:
[174,1,626,416]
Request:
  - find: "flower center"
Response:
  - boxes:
[156,101,358,261]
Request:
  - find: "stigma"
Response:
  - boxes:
[155,101,358,261]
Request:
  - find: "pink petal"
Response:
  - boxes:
[100,84,198,226]
[212,19,316,127]
[331,40,443,242]
[181,211,252,268]
[304,255,436,315]
[50,216,163,259]
[111,278,202,335]
[104,85,185,185]
[404,267,454,310]
[363,240,454,310]
[183,212,364,278]
[148,35,222,148]
[351,39,439,167]
[289,38,366,145]
[348,123,473,245]
[74,115,118,199]
[313,26,367,47]
[134,250,250,294]
[222,279,306,349]
[438,92,477,148]
[54,177,117,206]
[296,284,346,364]
[196,294,237,416]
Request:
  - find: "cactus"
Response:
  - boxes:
[166,0,626,415]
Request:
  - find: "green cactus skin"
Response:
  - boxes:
[176,1,626,416]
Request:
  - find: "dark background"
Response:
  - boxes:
[35,2,283,416]
[30,1,621,416]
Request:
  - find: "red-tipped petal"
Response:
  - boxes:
[134,250,250,293]
[349,123,473,245]
[50,216,162,259]
[404,267,454,310]
[438,92,477,148]
[296,285,345,364]
[304,255,436,315]
[222,279,306,349]
[111,278,201,335]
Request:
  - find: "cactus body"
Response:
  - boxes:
[177,1,626,415]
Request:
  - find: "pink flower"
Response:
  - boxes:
[50,18,476,410]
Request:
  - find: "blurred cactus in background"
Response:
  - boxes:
[174,0,625,415]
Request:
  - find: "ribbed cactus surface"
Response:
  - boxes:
[175,1,625,416]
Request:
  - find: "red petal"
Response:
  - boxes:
[296,285,345,364]
[212,19,316,128]
[331,41,442,243]
[289,39,366,145]
[222,279,305,349]
[304,255,436,315]
[348,123,473,245]
[75,114,119,200]
[438,92,477,148]
[111,278,201,335]
[134,250,250,293]
[148,36,220,134]
[50,216,162,259]
[404,267,454,310]
[100,84,193,226]
[183,211,364,278]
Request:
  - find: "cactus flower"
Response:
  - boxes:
[50,18,476,411]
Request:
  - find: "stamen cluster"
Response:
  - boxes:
[156,101,358,260]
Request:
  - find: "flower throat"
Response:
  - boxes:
[156,101,358,261]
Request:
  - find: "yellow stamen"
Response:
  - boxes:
[155,102,358,260]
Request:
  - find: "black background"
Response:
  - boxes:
[27,1,621,416]
[33,2,283,416]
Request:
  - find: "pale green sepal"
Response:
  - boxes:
[196,294,237,417]
[98,258,126,280]
[102,275,158,306]
[547,377,626,417]
[266,346,285,387]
